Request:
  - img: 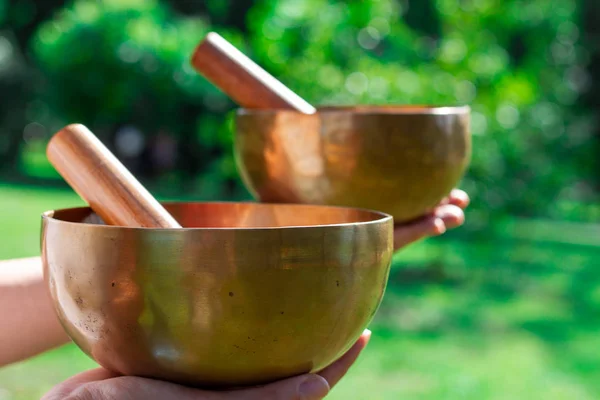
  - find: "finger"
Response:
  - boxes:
[393,204,465,250]
[434,204,465,230]
[317,329,372,389]
[42,335,370,400]
[40,368,120,400]
[394,217,444,250]
[219,374,330,400]
[447,189,470,209]
[64,373,330,400]
[438,189,469,209]
[64,375,223,400]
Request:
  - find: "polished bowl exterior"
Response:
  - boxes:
[41,202,393,387]
[234,106,471,223]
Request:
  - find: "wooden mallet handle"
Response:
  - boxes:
[191,32,316,114]
[47,124,181,229]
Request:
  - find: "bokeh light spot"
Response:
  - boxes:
[369,17,390,37]
[496,104,520,129]
[318,65,344,89]
[369,76,389,99]
[531,102,560,128]
[345,72,368,95]
[566,66,590,93]
[557,21,579,44]
[437,0,459,15]
[551,41,575,64]
[74,1,100,23]
[0,36,13,68]
[262,21,284,40]
[38,22,62,45]
[23,123,46,143]
[277,0,308,19]
[115,126,145,158]
[266,43,286,65]
[433,72,454,95]
[118,42,142,63]
[396,71,420,95]
[357,27,381,50]
[468,46,508,76]
[141,55,159,73]
[439,38,467,64]
[455,80,476,103]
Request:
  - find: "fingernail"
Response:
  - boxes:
[362,329,373,348]
[299,375,330,399]
[433,218,446,235]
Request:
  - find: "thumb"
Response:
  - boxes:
[219,373,330,400]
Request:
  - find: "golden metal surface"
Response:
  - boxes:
[41,202,393,388]
[234,105,471,223]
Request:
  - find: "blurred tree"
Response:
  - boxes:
[27,0,249,199]
[0,0,71,174]
[247,0,599,225]
[0,0,597,221]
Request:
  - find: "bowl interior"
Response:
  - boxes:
[43,201,392,230]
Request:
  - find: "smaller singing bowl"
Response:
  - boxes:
[41,202,393,388]
[234,105,471,223]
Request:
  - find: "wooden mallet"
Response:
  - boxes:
[191,32,316,114]
[46,124,181,229]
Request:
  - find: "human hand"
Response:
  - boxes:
[393,189,470,251]
[42,329,371,400]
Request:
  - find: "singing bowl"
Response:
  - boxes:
[234,105,471,223]
[41,201,393,387]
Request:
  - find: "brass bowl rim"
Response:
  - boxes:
[41,201,393,231]
[236,104,471,116]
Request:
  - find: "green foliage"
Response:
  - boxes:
[33,0,209,124]
[247,0,598,226]
[1,0,598,218]
[28,0,248,198]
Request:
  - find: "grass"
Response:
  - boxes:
[0,183,85,259]
[1,183,599,399]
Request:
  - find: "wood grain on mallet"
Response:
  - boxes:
[191,32,316,114]
[46,124,181,229]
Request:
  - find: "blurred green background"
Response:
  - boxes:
[0,0,599,398]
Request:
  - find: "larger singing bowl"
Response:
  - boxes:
[41,202,393,388]
[234,105,471,223]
